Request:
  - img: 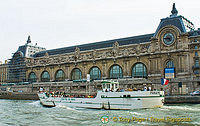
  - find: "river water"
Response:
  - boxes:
[0,100,199,126]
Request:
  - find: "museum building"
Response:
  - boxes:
[8,4,200,94]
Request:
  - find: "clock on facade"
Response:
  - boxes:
[163,32,175,45]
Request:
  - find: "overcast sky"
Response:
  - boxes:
[0,0,199,62]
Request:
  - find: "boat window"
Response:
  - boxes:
[123,95,126,97]
[127,95,131,97]
[102,84,105,89]
[111,84,114,90]
[108,84,110,89]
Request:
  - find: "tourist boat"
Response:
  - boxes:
[38,81,164,110]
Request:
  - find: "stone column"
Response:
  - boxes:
[49,66,54,81]
[65,65,70,80]
[102,60,107,79]
[82,62,87,79]
[123,58,130,77]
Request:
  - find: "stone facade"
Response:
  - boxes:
[22,4,200,94]
[7,36,46,83]
[0,62,8,84]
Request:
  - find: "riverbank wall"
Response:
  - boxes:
[0,82,200,103]
[164,95,200,104]
[0,92,39,100]
[0,91,200,104]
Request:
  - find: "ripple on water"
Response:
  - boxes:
[162,104,200,112]
[27,100,41,106]
[0,100,200,126]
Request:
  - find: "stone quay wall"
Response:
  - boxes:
[0,79,200,104]
[0,92,39,100]
[165,96,200,104]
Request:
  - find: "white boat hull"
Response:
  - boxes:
[38,91,164,110]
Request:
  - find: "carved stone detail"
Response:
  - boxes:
[112,41,119,57]
[26,42,156,67]
[74,47,80,60]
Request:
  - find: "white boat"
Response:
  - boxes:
[38,81,164,110]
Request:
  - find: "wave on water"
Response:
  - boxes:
[0,122,8,126]
[28,101,41,107]
[129,112,144,115]
[162,105,200,111]
[56,104,77,111]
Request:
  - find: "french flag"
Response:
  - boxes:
[161,78,169,85]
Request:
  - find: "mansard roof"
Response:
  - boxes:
[33,3,197,58]
[189,29,200,37]
[154,3,195,37]
[34,33,154,57]
[154,15,195,37]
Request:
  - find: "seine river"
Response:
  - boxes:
[0,100,199,126]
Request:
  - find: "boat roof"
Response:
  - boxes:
[101,81,119,84]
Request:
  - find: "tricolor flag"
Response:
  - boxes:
[161,78,169,85]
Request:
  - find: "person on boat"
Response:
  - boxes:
[127,88,133,91]
[111,87,114,92]
[144,86,147,91]
[39,87,44,92]
[148,86,151,91]
[120,88,124,92]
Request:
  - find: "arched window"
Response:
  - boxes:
[41,71,50,82]
[195,59,199,67]
[89,67,101,80]
[195,52,198,57]
[109,65,123,79]
[55,70,65,81]
[71,68,82,80]
[28,72,37,82]
[132,63,147,78]
[166,60,174,68]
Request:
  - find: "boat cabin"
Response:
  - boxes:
[101,81,119,92]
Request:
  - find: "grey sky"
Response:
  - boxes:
[0,0,199,62]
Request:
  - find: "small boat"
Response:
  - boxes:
[38,93,55,107]
[38,81,164,110]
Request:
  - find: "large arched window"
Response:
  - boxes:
[132,63,147,78]
[41,71,50,82]
[89,67,101,80]
[109,65,123,79]
[28,72,37,82]
[166,60,174,68]
[55,69,65,81]
[195,52,198,57]
[71,68,82,80]
[195,59,199,67]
